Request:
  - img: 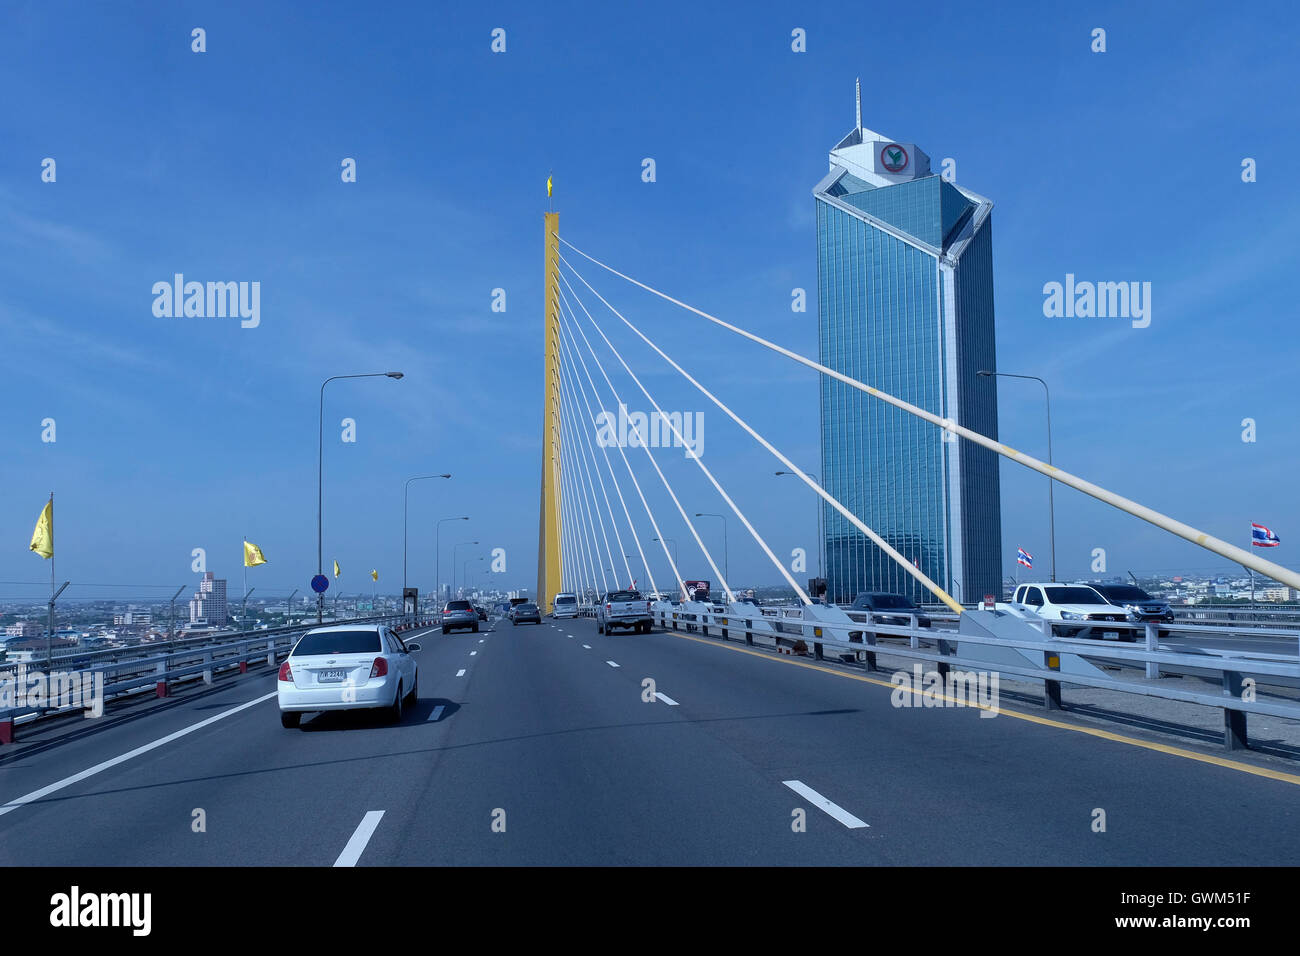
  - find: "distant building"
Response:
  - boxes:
[4,621,42,638]
[814,84,1002,604]
[189,572,228,625]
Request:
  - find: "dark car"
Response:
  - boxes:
[1091,584,1173,638]
[847,592,931,642]
[442,599,479,634]
[474,605,489,621]
[511,602,541,625]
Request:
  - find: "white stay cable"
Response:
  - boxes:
[557,334,624,589]
[558,267,736,604]
[556,292,645,590]
[555,288,675,596]
[557,360,611,596]
[559,251,955,611]
[558,234,1300,597]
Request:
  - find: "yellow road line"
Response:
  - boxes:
[665,630,1300,787]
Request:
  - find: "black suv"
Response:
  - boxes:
[1090,584,1174,636]
[847,592,931,642]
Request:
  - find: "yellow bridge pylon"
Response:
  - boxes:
[537,211,563,613]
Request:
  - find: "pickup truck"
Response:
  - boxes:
[596,589,654,634]
[999,583,1133,641]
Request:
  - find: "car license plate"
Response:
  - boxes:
[1103,632,1119,640]
[318,669,347,682]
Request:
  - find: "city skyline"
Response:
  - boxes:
[1,3,1296,596]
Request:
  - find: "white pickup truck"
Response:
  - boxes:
[998,583,1134,640]
[596,589,654,634]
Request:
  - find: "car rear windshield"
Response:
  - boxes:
[607,591,642,603]
[1097,585,1151,602]
[293,630,382,656]
[446,601,472,610]
[862,594,915,610]
[1044,587,1107,605]
[518,604,538,611]
[555,595,576,604]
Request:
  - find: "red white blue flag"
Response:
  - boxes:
[1016,547,1033,568]
[1251,523,1280,547]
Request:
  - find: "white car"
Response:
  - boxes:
[278,624,421,728]
[1000,584,1132,640]
[552,592,578,619]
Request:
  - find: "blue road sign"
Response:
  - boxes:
[311,574,330,593]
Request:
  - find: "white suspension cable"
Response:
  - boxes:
[558,267,734,603]
[557,359,610,597]
[558,234,1300,595]
[559,250,955,611]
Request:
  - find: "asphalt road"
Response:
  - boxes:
[3,616,1299,865]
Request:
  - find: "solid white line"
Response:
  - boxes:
[0,691,278,819]
[655,692,679,706]
[782,780,869,829]
[606,660,620,668]
[582,644,591,649]
[456,669,466,677]
[334,810,385,867]
[428,705,445,722]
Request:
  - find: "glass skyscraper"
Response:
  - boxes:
[814,99,1002,605]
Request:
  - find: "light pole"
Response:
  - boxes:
[242,588,256,628]
[464,557,484,596]
[695,513,729,583]
[318,371,404,622]
[979,370,1055,583]
[775,471,822,582]
[652,537,678,576]
[285,588,298,626]
[453,541,479,597]
[436,516,469,606]
[404,474,451,594]
[168,584,185,655]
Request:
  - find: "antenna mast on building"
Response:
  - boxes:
[855,77,862,133]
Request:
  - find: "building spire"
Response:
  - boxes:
[855,77,862,133]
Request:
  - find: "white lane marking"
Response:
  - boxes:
[782,781,869,829]
[606,660,620,668]
[655,692,679,706]
[428,705,445,722]
[470,651,478,656]
[479,639,485,644]
[334,811,385,867]
[582,644,591,649]
[456,669,467,677]
[0,691,278,819]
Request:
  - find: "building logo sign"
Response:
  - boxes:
[880,143,909,173]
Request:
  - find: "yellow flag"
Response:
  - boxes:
[29,500,53,559]
[547,173,553,198]
[333,560,341,578]
[244,540,267,567]
[370,569,379,582]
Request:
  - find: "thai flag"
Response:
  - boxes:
[1251,523,1281,548]
[1016,547,1033,568]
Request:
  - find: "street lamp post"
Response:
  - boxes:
[464,557,484,596]
[978,370,1055,582]
[652,537,678,576]
[453,541,479,597]
[285,588,298,626]
[774,471,823,583]
[318,371,404,622]
[435,516,469,606]
[404,474,452,596]
[695,513,729,584]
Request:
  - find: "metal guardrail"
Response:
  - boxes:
[0,614,411,744]
[650,601,1300,752]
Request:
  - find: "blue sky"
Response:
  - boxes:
[1,0,1297,603]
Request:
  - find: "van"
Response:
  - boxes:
[552,592,578,619]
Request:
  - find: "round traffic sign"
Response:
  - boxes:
[311,574,330,593]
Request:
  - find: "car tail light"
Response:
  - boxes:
[370,657,388,678]
[606,604,612,611]
[278,661,292,682]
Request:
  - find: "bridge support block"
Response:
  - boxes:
[744,620,753,646]
[238,661,248,674]
[0,717,12,745]
[813,642,824,661]
[155,681,169,698]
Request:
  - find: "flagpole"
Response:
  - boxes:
[243,537,248,626]
[48,492,54,667]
